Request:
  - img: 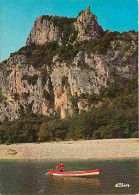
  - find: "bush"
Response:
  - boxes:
[22,74,38,86]
[87,93,99,105]
[38,122,53,141]
[97,124,124,139]
[0,75,137,143]
[70,31,78,43]
[22,92,30,100]
[38,119,67,141]
[43,90,51,100]
[13,93,19,101]
[0,86,4,103]
[131,131,138,138]
[70,94,79,114]
[40,69,48,87]
[93,130,101,139]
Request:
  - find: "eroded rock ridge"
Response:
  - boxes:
[0,6,137,121]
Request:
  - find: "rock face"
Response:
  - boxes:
[26,6,103,45]
[74,6,103,41]
[26,16,63,45]
[0,6,138,121]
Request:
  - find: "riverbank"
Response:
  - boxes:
[0,138,138,160]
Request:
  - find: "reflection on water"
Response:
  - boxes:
[46,176,100,194]
[50,176,100,187]
[0,159,138,194]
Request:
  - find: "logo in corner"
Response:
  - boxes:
[115,183,131,188]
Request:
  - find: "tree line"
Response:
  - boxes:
[0,75,138,144]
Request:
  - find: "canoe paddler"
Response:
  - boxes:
[56,162,64,172]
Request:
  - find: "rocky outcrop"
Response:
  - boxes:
[0,7,137,121]
[74,6,103,41]
[26,16,63,45]
[26,6,103,46]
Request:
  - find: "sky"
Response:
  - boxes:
[0,0,138,62]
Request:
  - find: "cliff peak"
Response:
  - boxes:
[86,5,91,12]
[75,6,103,41]
[0,27,137,122]
[26,7,103,45]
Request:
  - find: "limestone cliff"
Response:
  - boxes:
[26,6,103,45]
[0,6,138,121]
[74,6,103,41]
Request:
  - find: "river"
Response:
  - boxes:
[0,158,138,194]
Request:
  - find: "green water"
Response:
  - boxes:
[0,159,138,194]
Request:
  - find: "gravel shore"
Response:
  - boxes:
[0,138,138,160]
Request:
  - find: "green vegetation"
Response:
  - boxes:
[2,30,137,143]
[15,41,78,68]
[43,90,53,102]
[43,90,50,100]
[10,31,137,70]
[0,86,4,103]
[75,30,137,55]
[0,75,137,144]
[74,31,120,55]
[61,76,70,87]
[50,16,76,44]
[18,101,34,118]
[57,44,79,63]
[41,15,76,28]
[41,15,53,22]
[11,42,59,69]
[40,69,48,87]
[78,10,84,17]
[22,92,30,100]
[38,118,68,142]
[70,94,79,114]
[22,74,38,86]
[41,15,76,44]
[69,31,78,43]
[13,93,19,101]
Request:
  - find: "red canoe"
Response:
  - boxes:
[48,169,99,177]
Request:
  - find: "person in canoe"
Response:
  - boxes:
[56,162,64,172]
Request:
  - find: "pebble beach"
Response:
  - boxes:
[0,138,138,160]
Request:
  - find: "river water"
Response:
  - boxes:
[0,158,138,194]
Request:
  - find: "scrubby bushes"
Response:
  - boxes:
[38,119,68,142]
[74,31,137,55]
[0,75,138,144]
[10,30,137,71]
[13,93,19,101]
[22,74,38,86]
[0,86,4,103]
[41,16,76,44]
